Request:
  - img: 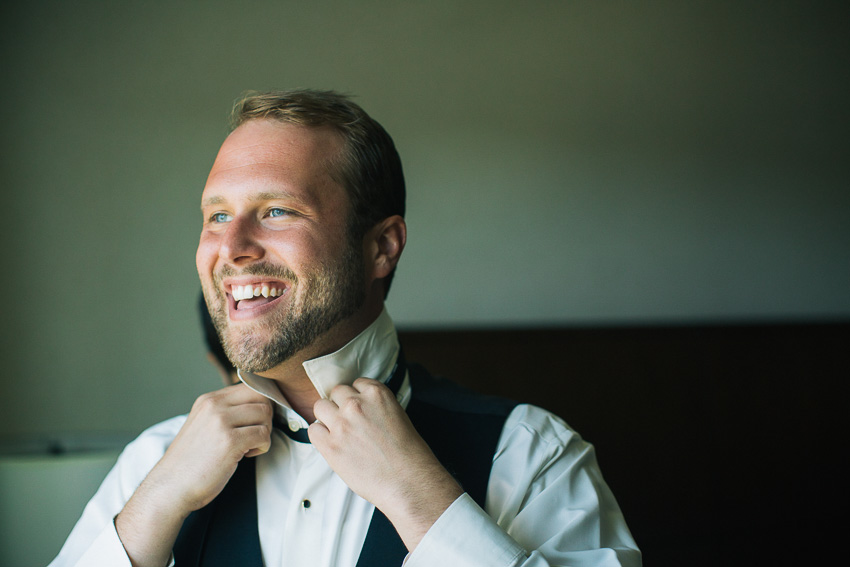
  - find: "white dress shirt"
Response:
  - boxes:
[49,308,641,567]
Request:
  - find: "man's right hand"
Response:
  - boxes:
[115,384,272,567]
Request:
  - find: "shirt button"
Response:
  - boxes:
[288,419,301,432]
[302,499,311,509]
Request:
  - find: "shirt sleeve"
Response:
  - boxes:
[47,416,186,567]
[405,405,641,567]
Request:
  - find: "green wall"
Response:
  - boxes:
[1,1,848,440]
[0,451,119,566]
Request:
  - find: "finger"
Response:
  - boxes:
[192,384,270,416]
[313,398,340,426]
[351,377,392,400]
[327,383,359,404]
[306,420,330,447]
[220,383,274,405]
[351,377,381,392]
[226,401,273,428]
[234,423,272,457]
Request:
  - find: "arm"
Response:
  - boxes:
[116,384,272,567]
[48,418,184,567]
[408,405,641,566]
[50,384,273,567]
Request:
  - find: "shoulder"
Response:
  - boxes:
[496,403,598,477]
[407,363,518,418]
[502,404,582,446]
[110,415,187,493]
[124,414,187,454]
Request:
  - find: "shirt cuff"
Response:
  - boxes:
[73,519,175,567]
[405,493,528,567]
[73,520,133,567]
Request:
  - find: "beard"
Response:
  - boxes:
[203,239,366,373]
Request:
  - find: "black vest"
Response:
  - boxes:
[173,363,518,566]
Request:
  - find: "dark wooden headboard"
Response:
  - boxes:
[398,322,849,567]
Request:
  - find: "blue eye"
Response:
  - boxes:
[210,212,232,223]
[268,208,289,218]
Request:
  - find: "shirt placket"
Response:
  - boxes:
[281,451,333,567]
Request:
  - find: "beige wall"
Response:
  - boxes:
[1,1,848,441]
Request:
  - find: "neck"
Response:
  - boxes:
[256,357,318,421]
[253,300,385,421]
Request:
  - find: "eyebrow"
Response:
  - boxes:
[201,195,226,207]
[201,190,310,209]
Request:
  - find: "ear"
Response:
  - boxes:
[363,215,407,280]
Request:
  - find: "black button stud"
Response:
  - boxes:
[302,499,311,509]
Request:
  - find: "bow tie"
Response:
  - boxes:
[272,352,407,444]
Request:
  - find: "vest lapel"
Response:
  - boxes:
[173,457,264,567]
[354,363,518,566]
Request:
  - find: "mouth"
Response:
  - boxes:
[224,281,290,319]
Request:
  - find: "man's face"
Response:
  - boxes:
[196,119,366,373]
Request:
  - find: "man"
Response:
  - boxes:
[50,90,640,566]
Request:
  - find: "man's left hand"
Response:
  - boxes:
[309,378,463,552]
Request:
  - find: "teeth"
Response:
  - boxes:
[232,284,283,301]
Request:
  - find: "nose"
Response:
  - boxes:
[219,215,264,265]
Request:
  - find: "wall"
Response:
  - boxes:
[0,451,119,566]
[1,1,848,442]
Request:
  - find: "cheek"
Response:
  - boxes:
[268,232,333,268]
[196,235,219,277]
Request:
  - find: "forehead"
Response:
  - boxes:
[202,119,346,205]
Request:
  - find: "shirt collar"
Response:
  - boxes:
[237,307,401,416]
[301,307,400,399]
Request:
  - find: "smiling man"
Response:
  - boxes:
[50,90,640,567]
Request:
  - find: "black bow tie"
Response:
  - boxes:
[272,351,407,444]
